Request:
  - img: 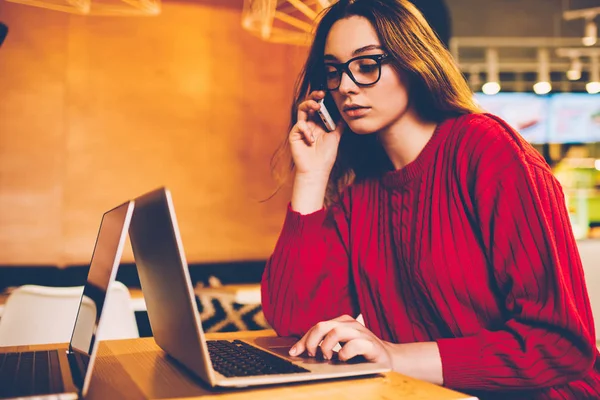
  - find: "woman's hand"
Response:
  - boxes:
[288,315,392,366]
[288,315,444,385]
[289,90,345,178]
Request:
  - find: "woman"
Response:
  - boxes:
[261,0,600,398]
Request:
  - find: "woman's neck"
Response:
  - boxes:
[377,108,438,170]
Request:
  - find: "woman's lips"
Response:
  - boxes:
[344,107,370,118]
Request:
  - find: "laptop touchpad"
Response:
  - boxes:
[252,336,297,350]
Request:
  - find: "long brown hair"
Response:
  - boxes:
[271,0,481,205]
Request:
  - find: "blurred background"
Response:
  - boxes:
[1,0,600,335]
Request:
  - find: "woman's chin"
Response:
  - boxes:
[346,120,378,135]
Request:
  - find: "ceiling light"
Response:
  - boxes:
[567,57,582,80]
[468,65,481,91]
[482,82,501,95]
[483,48,500,95]
[583,18,598,46]
[533,82,552,95]
[534,48,551,95]
[587,55,600,94]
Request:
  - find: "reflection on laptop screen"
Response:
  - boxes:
[67,202,133,390]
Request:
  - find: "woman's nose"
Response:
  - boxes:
[337,71,359,95]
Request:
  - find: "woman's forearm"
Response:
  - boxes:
[291,172,330,214]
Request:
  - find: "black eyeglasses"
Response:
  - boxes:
[323,54,389,91]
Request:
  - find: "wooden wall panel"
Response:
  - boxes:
[0,4,67,264]
[0,1,306,265]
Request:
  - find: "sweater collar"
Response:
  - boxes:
[380,117,454,190]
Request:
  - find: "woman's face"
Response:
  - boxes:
[323,16,411,135]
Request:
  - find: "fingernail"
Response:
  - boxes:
[289,346,297,356]
[311,134,315,142]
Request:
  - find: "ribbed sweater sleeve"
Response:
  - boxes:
[437,120,597,391]
[261,202,358,337]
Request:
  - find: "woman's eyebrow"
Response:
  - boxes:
[323,44,383,62]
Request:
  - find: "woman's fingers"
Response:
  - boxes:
[310,90,326,100]
[290,320,338,357]
[293,90,341,148]
[289,315,362,357]
[296,91,325,122]
[337,338,377,362]
[288,315,390,367]
[286,312,391,367]
[291,119,315,144]
[332,314,355,323]
[319,325,362,360]
[296,99,320,122]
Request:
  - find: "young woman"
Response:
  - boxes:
[261,0,600,398]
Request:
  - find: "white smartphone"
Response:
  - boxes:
[316,94,340,132]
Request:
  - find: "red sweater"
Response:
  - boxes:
[261,113,600,399]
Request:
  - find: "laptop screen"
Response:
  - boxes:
[67,201,134,392]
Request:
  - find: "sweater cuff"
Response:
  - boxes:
[437,335,484,389]
[280,203,327,242]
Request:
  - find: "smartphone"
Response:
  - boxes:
[316,93,341,132]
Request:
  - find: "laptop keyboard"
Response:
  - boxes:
[0,350,64,398]
[207,340,309,377]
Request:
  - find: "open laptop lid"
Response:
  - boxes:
[67,200,135,396]
[129,188,216,385]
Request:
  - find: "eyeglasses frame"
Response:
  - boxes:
[323,53,389,91]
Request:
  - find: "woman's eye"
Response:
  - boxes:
[358,63,378,73]
[325,68,338,79]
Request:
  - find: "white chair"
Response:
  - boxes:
[0,281,139,346]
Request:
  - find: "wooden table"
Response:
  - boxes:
[1,330,477,400]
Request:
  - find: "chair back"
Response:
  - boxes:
[0,281,139,346]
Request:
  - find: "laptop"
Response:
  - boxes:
[0,201,134,399]
[129,187,389,388]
